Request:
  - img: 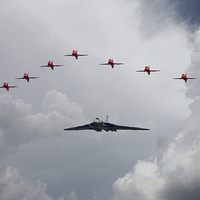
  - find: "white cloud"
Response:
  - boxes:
[0,90,85,159]
[111,30,200,200]
[0,166,52,200]
[42,90,84,122]
[112,159,164,200]
[0,0,198,199]
[67,191,78,200]
[185,31,200,98]
[0,90,87,199]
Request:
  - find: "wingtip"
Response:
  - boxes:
[138,127,150,131]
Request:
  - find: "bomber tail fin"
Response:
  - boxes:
[106,115,109,122]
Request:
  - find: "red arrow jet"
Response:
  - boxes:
[0,82,18,91]
[64,50,88,59]
[136,65,160,75]
[99,59,124,68]
[173,73,197,82]
[15,73,39,82]
[40,61,64,70]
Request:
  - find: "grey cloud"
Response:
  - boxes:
[0,0,198,199]
[139,0,179,39]
[67,191,78,200]
[0,90,85,159]
[0,90,86,199]
[158,178,200,200]
[169,0,200,27]
[140,0,200,38]
[155,132,172,154]
[111,30,200,200]
[0,166,52,200]
[112,127,200,200]
[42,90,85,121]
[112,159,163,200]
[185,31,200,99]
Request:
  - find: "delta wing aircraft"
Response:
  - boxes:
[40,61,64,70]
[173,73,197,82]
[64,116,150,132]
[136,65,160,75]
[100,59,124,68]
[15,73,39,82]
[64,50,88,59]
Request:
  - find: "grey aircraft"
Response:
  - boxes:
[64,116,150,132]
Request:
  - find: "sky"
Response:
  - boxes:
[0,0,200,199]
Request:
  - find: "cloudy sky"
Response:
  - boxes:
[0,0,200,199]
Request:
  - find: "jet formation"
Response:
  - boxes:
[1,49,197,132]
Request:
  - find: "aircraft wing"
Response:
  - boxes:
[39,65,49,67]
[64,122,150,132]
[29,77,39,79]
[103,122,150,131]
[110,124,150,131]
[64,124,93,131]
[136,70,145,72]
[99,63,109,65]
[150,70,160,72]
[9,86,18,88]
[173,78,182,79]
[15,77,25,79]
[63,54,73,56]
[77,54,88,56]
[187,78,197,79]
[53,65,64,67]
[113,63,124,65]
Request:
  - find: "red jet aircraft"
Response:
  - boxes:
[173,73,197,82]
[0,82,18,91]
[136,65,160,75]
[64,50,88,59]
[40,61,64,70]
[15,73,39,82]
[99,59,124,68]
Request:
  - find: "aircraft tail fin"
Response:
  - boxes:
[106,115,109,122]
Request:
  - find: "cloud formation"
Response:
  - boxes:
[0,90,86,199]
[0,166,52,200]
[0,0,199,199]
[111,30,200,200]
[0,90,85,160]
